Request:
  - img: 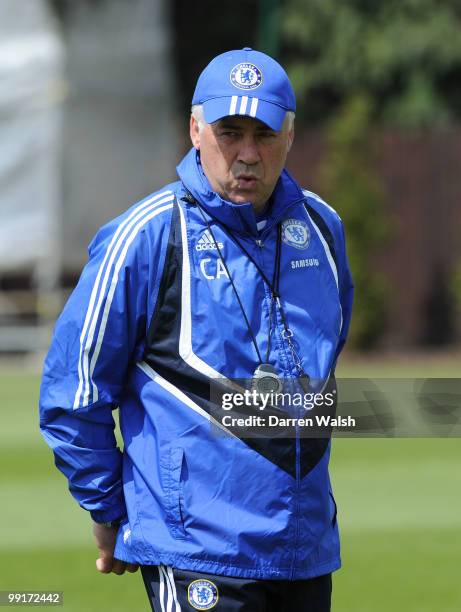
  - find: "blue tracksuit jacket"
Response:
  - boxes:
[39,147,353,580]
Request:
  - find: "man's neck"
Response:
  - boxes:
[254,192,275,218]
[254,202,268,219]
[251,200,268,216]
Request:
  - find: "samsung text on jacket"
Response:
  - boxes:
[291,258,320,269]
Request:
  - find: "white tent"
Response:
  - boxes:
[0,0,178,351]
[0,0,64,273]
[60,0,179,270]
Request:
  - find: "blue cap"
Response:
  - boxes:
[192,48,296,131]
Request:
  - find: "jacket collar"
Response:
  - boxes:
[176,148,305,236]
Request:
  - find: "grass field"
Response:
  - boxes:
[1,355,460,611]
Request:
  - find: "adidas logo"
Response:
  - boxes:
[195,230,224,251]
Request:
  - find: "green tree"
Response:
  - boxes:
[282,0,461,347]
[283,0,461,127]
[320,95,389,348]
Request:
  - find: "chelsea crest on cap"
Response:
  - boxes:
[192,47,296,131]
[230,60,263,90]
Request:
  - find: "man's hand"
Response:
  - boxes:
[92,522,139,575]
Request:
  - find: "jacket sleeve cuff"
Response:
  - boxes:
[90,505,127,524]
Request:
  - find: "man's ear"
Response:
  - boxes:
[190,115,201,150]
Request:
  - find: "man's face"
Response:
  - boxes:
[190,113,294,212]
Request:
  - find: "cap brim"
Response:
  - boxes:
[202,97,287,131]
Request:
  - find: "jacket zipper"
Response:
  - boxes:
[253,233,302,578]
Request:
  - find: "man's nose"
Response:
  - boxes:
[237,136,261,165]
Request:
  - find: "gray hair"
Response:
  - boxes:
[191,104,295,132]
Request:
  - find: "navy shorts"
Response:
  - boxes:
[141,565,332,612]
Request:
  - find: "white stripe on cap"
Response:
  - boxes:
[249,97,258,117]
[229,95,238,115]
[239,96,248,114]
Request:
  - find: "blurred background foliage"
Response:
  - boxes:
[281,0,461,349]
[319,94,390,349]
[1,4,460,610]
[283,0,461,127]
[2,0,460,353]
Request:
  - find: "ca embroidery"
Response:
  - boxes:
[230,62,263,90]
[281,219,310,250]
[187,579,219,610]
[199,257,229,280]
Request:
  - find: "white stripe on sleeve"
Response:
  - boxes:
[305,212,343,333]
[308,216,339,289]
[83,201,173,406]
[73,191,173,409]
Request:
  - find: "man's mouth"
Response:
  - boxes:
[236,174,260,188]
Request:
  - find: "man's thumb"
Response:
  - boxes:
[96,554,113,573]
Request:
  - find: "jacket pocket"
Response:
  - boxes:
[165,447,187,539]
[329,489,338,527]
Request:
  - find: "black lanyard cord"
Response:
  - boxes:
[273,224,282,296]
[265,224,282,363]
[191,196,307,379]
[194,201,284,366]
[189,195,278,294]
[195,203,264,364]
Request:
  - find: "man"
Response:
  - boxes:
[40,48,353,611]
